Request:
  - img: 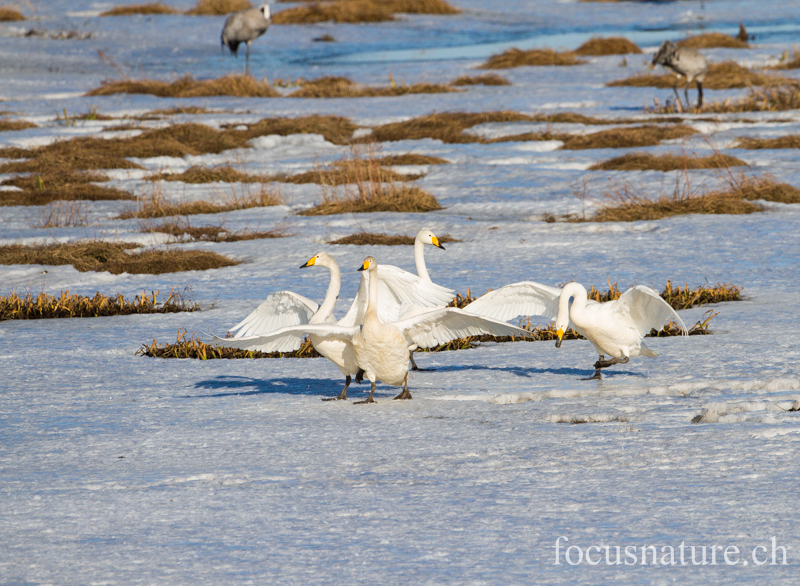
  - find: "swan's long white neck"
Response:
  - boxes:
[365,265,379,317]
[414,235,431,282]
[310,261,340,323]
[559,282,588,325]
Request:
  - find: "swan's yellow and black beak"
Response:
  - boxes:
[432,236,445,250]
[357,259,369,272]
[555,327,564,348]
[300,256,316,269]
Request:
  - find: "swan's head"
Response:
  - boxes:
[357,256,377,272]
[300,251,335,269]
[417,229,445,250]
[554,283,584,348]
[260,4,271,19]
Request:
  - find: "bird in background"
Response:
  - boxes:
[651,40,709,112]
[221,3,271,74]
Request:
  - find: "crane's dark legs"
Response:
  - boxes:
[684,86,691,111]
[672,82,684,112]
[322,375,350,401]
[696,81,704,110]
[245,41,251,75]
[393,373,412,400]
[354,381,377,404]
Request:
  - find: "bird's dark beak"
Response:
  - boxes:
[357,260,369,272]
[432,236,445,250]
[555,338,562,348]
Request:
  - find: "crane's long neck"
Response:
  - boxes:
[365,266,379,318]
[414,237,431,282]
[311,262,340,323]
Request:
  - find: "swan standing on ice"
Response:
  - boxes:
[218,252,453,400]
[221,4,271,74]
[464,280,687,379]
[216,257,531,402]
[554,283,687,379]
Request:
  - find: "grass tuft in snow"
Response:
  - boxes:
[87,75,280,98]
[0,118,37,132]
[100,3,179,16]
[272,0,459,25]
[479,48,585,69]
[378,153,449,165]
[298,143,441,216]
[139,330,322,359]
[329,232,458,245]
[0,241,239,274]
[573,37,641,56]
[0,288,198,322]
[589,152,747,172]
[0,171,133,206]
[699,82,800,113]
[675,32,749,49]
[185,0,250,15]
[287,76,459,98]
[609,62,781,90]
[735,135,800,149]
[141,218,289,242]
[450,74,510,86]
[0,6,24,20]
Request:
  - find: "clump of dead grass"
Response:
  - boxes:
[100,3,178,16]
[186,0,250,15]
[573,37,641,56]
[138,330,321,359]
[0,6,25,20]
[480,48,585,69]
[378,153,449,165]
[150,164,267,184]
[450,74,510,86]
[558,125,698,150]
[0,288,198,321]
[272,0,459,24]
[608,61,783,90]
[734,135,800,149]
[329,231,458,245]
[589,152,747,172]
[700,82,800,113]
[770,51,800,70]
[366,111,539,144]
[142,217,288,242]
[676,33,749,49]
[0,170,133,206]
[241,114,358,145]
[0,118,37,132]
[37,201,90,228]
[119,179,283,219]
[287,76,458,98]
[87,74,280,98]
[0,241,239,274]
[298,143,441,216]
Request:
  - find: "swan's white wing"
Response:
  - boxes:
[462,281,563,322]
[393,307,531,349]
[213,323,359,354]
[613,286,688,336]
[340,267,453,327]
[230,291,319,338]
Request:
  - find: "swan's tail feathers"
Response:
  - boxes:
[639,342,658,358]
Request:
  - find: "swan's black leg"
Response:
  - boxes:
[582,354,604,380]
[323,375,350,401]
[393,373,412,400]
[354,381,377,404]
[410,353,435,372]
[355,369,365,384]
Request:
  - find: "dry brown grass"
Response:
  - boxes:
[272,0,458,24]
[609,61,782,90]
[770,52,800,70]
[480,48,585,69]
[450,74,510,86]
[138,330,322,359]
[119,179,283,219]
[100,3,179,16]
[0,288,198,321]
[140,106,218,117]
[700,83,800,113]
[591,173,799,222]
[37,201,90,228]
[87,75,280,98]
[366,111,539,144]
[558,125,698,150]
[298,143,441,216]
[329,231,458,245]
[0,171,133,206]
[0,241,239,274]
[151,164,267,184]
[241,114,358,145]
[573,37,641,56]
[186,0,250,15]
[735,135,800,149]
[676,33,749,49]
[0,6,25,20]
[287,76,458,98]
[143,218,288,242]
[589,152,747,172]
[0,118,37,132]
[378,153,449,165]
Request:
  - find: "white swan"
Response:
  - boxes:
[214,256,532,402]
[463,280,687,379]
[226,252,454,399]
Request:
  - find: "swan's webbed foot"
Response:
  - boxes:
[582,368,602,381]
[323,375,350,401]
[410,353,435,372]
[354,381,377,405]
[393,374,412,400]
[594,356,629,369]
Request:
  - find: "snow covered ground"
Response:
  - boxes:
[2,0,800,583]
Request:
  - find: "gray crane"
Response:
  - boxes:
[221,4,270,74]
[652,40,709,112]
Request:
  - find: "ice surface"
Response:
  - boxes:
[2,0,800,584]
